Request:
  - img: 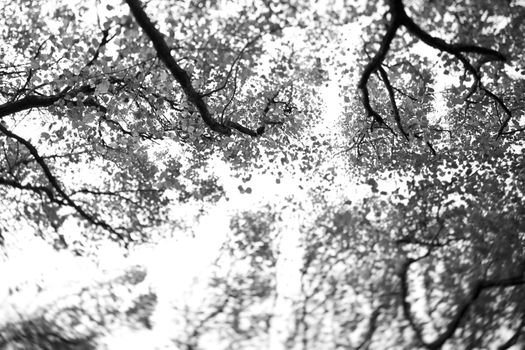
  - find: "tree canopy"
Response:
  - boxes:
[1,0,524,349]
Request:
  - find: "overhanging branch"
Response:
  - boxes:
[357,10,401,129]
[358,0,510,141]
[0,85,94,119]
[400,257,525,350]
[0,123,123,239]
[125,0,261,137]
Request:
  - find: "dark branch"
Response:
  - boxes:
[225,120,259,137]
[377,65,409,140]
[482,86,513,139]
[85,28,111,68]
[0,123,123,239]
[0,176,58,202]
[358,0,510,141]
[125,0,261,137]
[0,93,63,119]
[357,8,401,128]
[355,306,382,350]
[0,85,94,119]
[400,258,525,350]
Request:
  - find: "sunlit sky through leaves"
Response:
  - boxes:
[1,0,525,349]
[0,5,376,345]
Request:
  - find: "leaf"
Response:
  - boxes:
[366,178,378,192]
[95,79,110,95]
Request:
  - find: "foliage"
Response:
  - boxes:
[0,265,153,349]
[1,0,524,349]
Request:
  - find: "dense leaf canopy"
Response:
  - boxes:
[1,0,524,349]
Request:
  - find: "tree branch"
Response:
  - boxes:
[355,305,383,350]
[0,92,64,119]
[125,0,261,137]
[400,258,525,349]
[0,176,58,203]
[357,8,401,128]
[377,65,409,140]
[0,85,94,119]
[85,28,111,68]
[0,123,123,239]
[201,34,262,97]
[358,0,509,140]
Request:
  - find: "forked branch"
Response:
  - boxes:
[399,258,525,349]
[359,0,509,140]
[0,123,124,240]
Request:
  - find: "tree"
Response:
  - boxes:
[1,0,524,349]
